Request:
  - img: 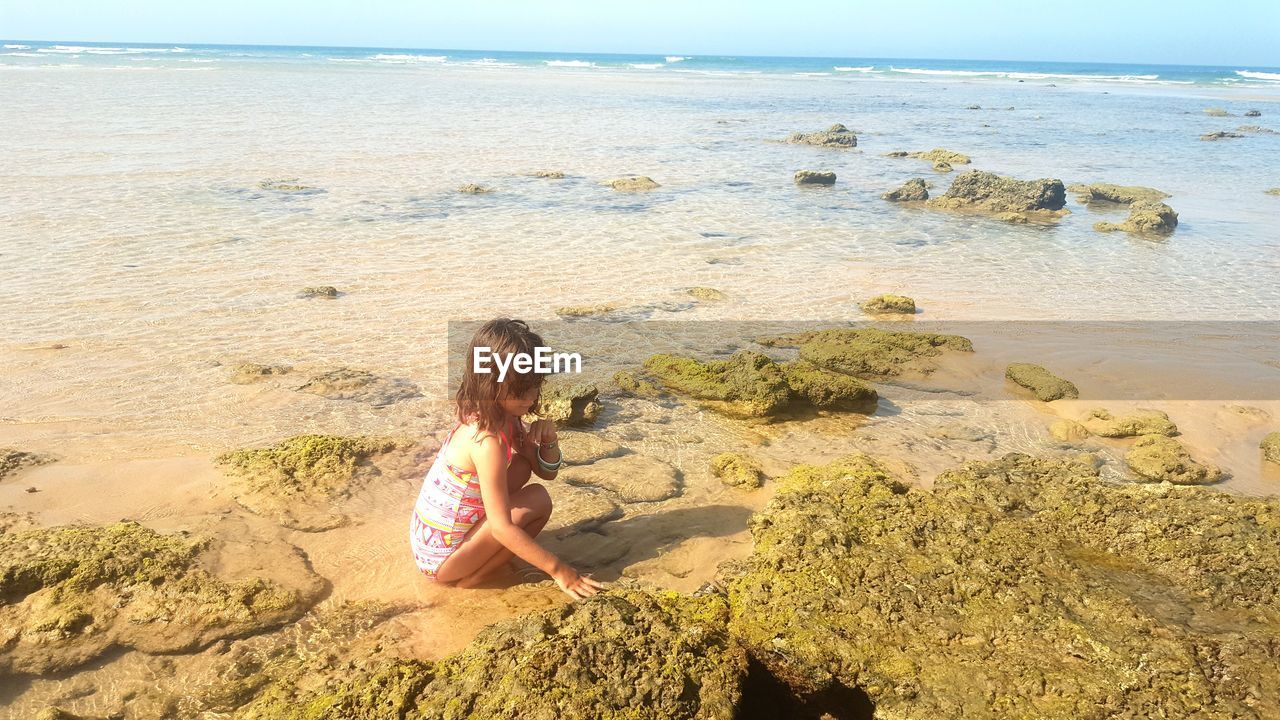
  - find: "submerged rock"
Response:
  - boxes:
[257,178,318,192]
[688,286,728,301]
[457,183,493,194]
[727,452,1280,717]
[1200,130,1244,140]
[532,170,566,178]
[1005,363,1079,401]
[555,303,619,318]
[296,367,421,406]
[229,363,292,385]
[711,453,764,489]
[909,148,972,165]
[561,454,681,503]
[1245,109,1262,117]
[759,327,973,378]
[1049,418,1091,443]
[297,285,339,299]
[784,123,858,148]
[544,483,623,538]
[1237,124,1278,134]
[1126,434,1223,484]
[778,361,878,412]
[0,521,321,676]
[536,381,603,426]
[642,351,792,418]
[558,430,625,466]
[1094,201,1179,235]
[1067,183,1170,205]
[1203,107,1230,117]
[612,369,662,398]
[793,170,837,185]
[860,294,917,314]
[216,434,413,531]
[236,590,746,720]
[1268,188,1280,196]
[927,170,1067,221]
[882,178,929,202]
[0,448,53,480]
[1080,408,1178,437]
[608,176,660,191]
[1263,431,1280,464]
[932,160,952,172]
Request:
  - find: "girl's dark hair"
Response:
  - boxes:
[455,318,547,436]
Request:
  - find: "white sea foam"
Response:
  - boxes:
[665,56,689,63]
[888,66,1163,83]
[3,44,31,49]
[1237,70,1280,82]
[2,52,41,57]
[370,53,447,63]
[795,72,831,76]
[39,45,101,54]
[545,60,594,67]
[833,65,875,72]
[630,63,664,69]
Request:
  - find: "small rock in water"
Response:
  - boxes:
[296,367,421,406]
[1267,188,1280,196]
[1200,130,1244,141]
[1126,434,1223,484]
[229,363,292,385]
[457,183,493,194]
[1094,201,1179,235]
[932,160,953,173]
[882,178,929,202]
[555,303,619,318]
[710,452,765,489]
[533,170,566,178]
[537,380,603,426]
[688,286,728,301]
[1203,107,1230,117]
[608,176,660,191]
[861,294,917,314]
[1005,363,1079,402]
[1245,109,1262,117]
[1067,183,1169,205]
[1049,419,1091,443]
[794,170,837,185]
[927,170,1067,222]
[966,104,981,110]
[909,148,971,165]
[613,369,662,398]
[784,123,858,148]
[297,285,340,299]
[257,178,318,192]
[1081,408,1178,437]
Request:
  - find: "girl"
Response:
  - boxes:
[409,318,605,601]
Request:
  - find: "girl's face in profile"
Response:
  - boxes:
[499,383,540,419]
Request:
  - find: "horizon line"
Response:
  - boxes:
[4,38,1276,71]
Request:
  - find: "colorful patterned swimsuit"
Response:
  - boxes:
[409,418,517,580]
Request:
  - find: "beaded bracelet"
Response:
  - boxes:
[537,445,564,472]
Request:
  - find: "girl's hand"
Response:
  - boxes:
[554,566,606,601]
[528,419,558,448]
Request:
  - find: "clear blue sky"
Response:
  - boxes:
[3,0,1278,67]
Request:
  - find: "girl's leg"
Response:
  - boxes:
[507,454,533,494]
[433,482,552,587]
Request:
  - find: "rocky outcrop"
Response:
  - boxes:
[1048,418,1090,442]
[536,381,603,426]
[297,286,339,299]
[1203,107,1229,117]
[296,368,421,406]
[457,183,492,194]
[533,170,566,178]
[608,176,661,191]
[216,435,414,531]
[1125,435,1223,484]
[613,369,662,398]
[909,148,971,165]
[1200,130,1244,141]
[793,170,836,185]
[1245,109,1262,117]
[926,170,1067,221]
[1005,363,1079,401]
[726,452,1280,717]
[0,521,323,676]
[758,327,973,378]
[710,453,764,489]
[1094,201,1179,235]
[882,178,929,202]
[1263,431,1280,465]
[1067,183,1170,205]
[784,123,857,148]
[860,294,916,314]
[1079,408,1178,437]
[778,361,878,412]
[0,448,53,480]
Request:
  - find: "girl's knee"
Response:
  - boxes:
[520,482,552,516]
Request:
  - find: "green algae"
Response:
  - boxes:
[784,124,857,148]
[688,287,729,301]
[778,361,878,412]
[759,327,973,378]
[860,294,916,314]
[710,452,764,489]
[927,170,1067,220]
[908,148,971,164]
[1080,408,1178,437]
[613,369,662,398]
[1067,183,1170,205]
[642,351,792,418]
[556,303,620,318]
[536,380,603,426]
[0,521,313,676]
[1005,363,1079,401]
[794,170,837,185]
[1265,432,1280,465]
[1126,434,1224,484]
[1094,201,1179,235]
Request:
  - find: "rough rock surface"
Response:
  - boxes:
[0,521,322,676]
[533,170,566,178]
[727,452,1280,718]
[0,448,53,480]
[297,286,339,299]
[1263,432,1280,465]
[1094,201,1179,235]
[1067,183,1170,205]
[927,170,1067,220]
[558,430,625,466]
[688,287,728,301]
[216,435,413,531]
[1203,107,1229,116]
[613,369,662,398]
[1245,109,1262,117]
[1200,130,1244,140]
[909,148,971,165]
[1126,435,1223,484]
[257,178,317,193]
[235,591,747,720]
[779,361,878,412]
[710,452,764,489]
[229,363,292,385]
[861,294,917,314]
[794,170,837,185]
[642,351,792,418]
[932,160,952,172]
[608,176,660,191]
[1049,419,1091,443]
[1005,363,1079,401]
[784,123,858,148]
[296,367,421,406]
[555,303,618,318]
[457,183,492,194]
[560,453,681,503]
[536,381,603,426]
[1080,408,1178,437]
[544,483,623,538]
[882,178,929,202]
[759,327,973,378]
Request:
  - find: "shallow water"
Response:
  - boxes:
[2,45,1279,718]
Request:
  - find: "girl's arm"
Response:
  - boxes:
[472,433,567,578]
[519,418,561,481]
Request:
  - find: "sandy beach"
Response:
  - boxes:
[3,42,1280,718]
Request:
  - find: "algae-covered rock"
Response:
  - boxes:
[1239,125,1279,134]
[1126,434,1223,484]
[1200,130,1244,140]
[1067,183,1170,205]
[794,170,837,185]
[216,434,412,531]
[1268,188,1280,196]
[555,303,619,318]
[688,286,728,301]
[784,123,857,148]
[608,176,660,191]
[909,148,971,165]
[1245,109,1262,117]
[257,178,317,193]
[296,367,421,406]
[642,351,792,418]
[536,380,603,426]
[229,363,292,385]
[533,170,566,179]
[1263,432,1280,465]
[759,327,973,378]
[297,285,339,299]
[728,452,1280,717]
[882,178,929,202]
[545,483,623,538]
[613,369,662,398]
[0,521,321,676]
[1203,107,1230,117]
[1080,408,1178,437]
[1,448,53,480]
[860,294,917,314]
[558,430,625,466]
[927,170,1067,221]
[779,361,878,412]
[237,590,746,720]
[932,160,952,172]
[1094,200,1179,235]
[884,150,910,158]
[561,453,681,503]
[1005,362,1079,401]
[1048,418,1090,443]
[710,452,764,489]
[457,183,492,194]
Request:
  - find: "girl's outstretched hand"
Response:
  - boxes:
[554,566,606,601]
